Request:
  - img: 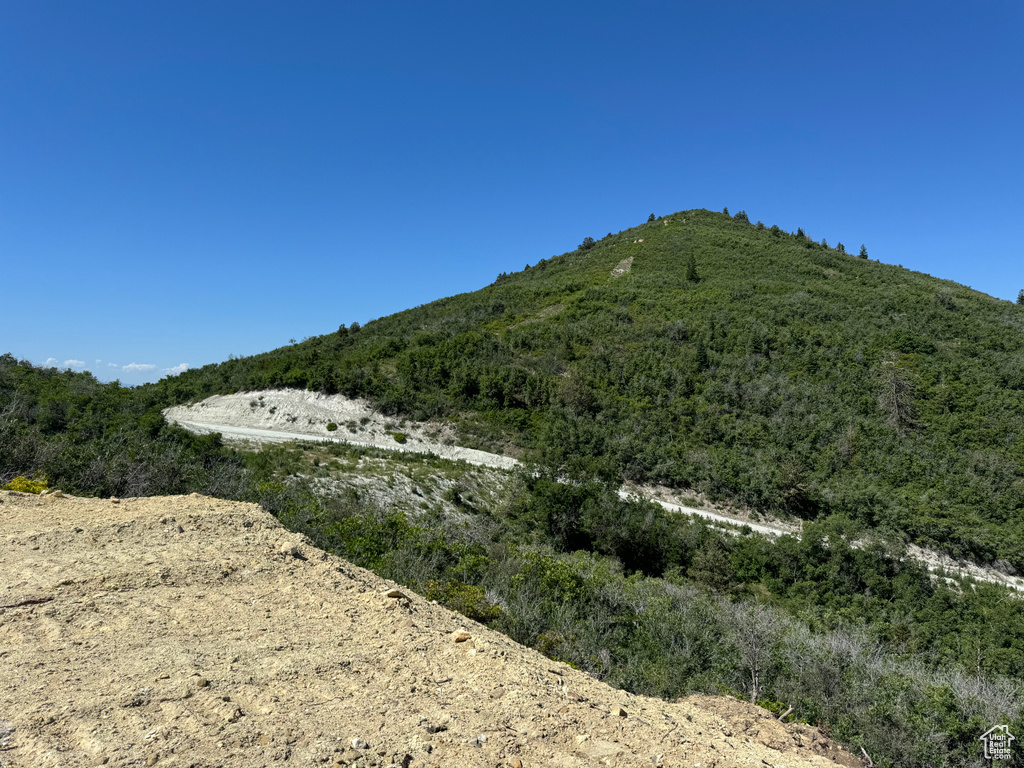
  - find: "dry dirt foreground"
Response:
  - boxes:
[0,491,863,768]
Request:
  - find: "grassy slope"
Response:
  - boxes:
[154,209,1024,568]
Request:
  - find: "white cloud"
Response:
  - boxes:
[108,362,119,368]
[122,362,156,373]
[162,363,189,375]
[44,357,58,366]
[64,359,85,368]
[95,359,102,364]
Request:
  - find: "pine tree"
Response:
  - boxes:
[836,242,846,254]
[1017,289,1024,306]
[859,245,868,259]
[648,213,656,222]
[695,340,709,370]
[686,253,699,282]
[723,207,730,216]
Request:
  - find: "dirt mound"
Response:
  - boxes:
[0,491,863,768]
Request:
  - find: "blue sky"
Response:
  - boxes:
[2,2,1021,385]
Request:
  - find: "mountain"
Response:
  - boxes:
[5,208,1024,767]
[156,208,1024,570]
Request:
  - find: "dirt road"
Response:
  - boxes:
[165,391,1024,594]
[171,419,520,470]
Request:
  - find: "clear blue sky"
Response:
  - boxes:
[2,2,1021,384]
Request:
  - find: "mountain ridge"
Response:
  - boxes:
[152,208,1024,570]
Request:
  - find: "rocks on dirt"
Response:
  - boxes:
[118,688,153,708]
[451,629,472,643]
[351,737,368,749]
[577,738,624,759]
[279,542,300,557]
[610,256,634,278]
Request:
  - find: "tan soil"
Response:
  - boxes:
[610,257,633,278]
[0,490,863,768]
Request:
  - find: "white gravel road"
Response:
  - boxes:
[166,390,1024,593]
[170,419,521,470]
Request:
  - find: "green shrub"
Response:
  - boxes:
[326,422,338,431]
[443,484,464,506]
[757,698,799,722]
[534,631,580,668]
[393,432,407,443]
[2,475,50,493]
[421,580,503,624]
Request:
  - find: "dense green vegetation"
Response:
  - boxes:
[0,354,248,498]
[3,355,1023,766]
[152,208,1024,570]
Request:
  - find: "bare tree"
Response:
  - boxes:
[727,602,782,703]
[877,353,918,434]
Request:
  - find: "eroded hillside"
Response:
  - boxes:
[0,490,862,768]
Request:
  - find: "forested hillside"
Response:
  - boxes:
[154,209,1024,569]
[0,355,247,498]
[4,350,1024,767]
